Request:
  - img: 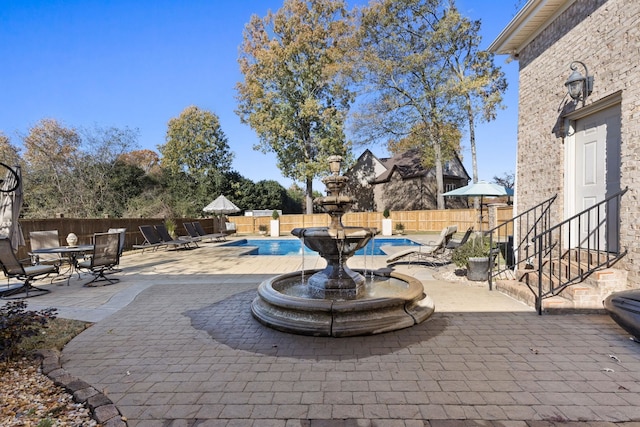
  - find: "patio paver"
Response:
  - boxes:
[5,237,640,426]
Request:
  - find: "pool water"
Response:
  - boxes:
[222,237,420,256]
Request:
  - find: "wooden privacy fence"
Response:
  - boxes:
[15,205,512,259]
[230,205,513,236]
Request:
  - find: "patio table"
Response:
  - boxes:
[31,244,94,285]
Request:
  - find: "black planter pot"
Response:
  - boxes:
[467,256,489,281]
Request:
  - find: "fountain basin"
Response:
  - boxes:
[251,269,435,337]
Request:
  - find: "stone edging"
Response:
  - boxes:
[36,349,128,427]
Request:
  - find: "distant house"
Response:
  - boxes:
[343,148,470,212]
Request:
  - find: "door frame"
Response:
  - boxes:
[563,92,622,249]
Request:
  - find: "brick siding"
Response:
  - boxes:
[515,0,640,287]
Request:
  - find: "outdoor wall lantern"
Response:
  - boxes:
[564,60,594,106]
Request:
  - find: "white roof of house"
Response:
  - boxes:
[488,0,576,56]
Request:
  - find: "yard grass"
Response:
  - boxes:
[19,318,91,355]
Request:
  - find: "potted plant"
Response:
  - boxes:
[270,210,280,237]
[258,224,268,236]
[382,208,393,236]
[451,234,492,281]
[394,222,405,235]
[165,218,177,239]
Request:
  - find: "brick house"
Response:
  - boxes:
[343,148,470,212]
[488,0,639,309]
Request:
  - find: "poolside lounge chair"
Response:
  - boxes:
[154,224,198,249]
[77,232,120,286]
[223,221,236,236]
[386,225,458,265]
[192,221,226,242]
[0,237,58,299]
[132,225,167,252]
[445,226,474,251]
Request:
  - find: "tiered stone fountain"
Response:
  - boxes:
[251,156,434,337]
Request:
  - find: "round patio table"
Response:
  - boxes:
[30,244,94,285]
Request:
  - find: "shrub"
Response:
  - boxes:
[451,235,491,268]
[0,301,57,361]
[272,210,280,220]
[258,224,268,232]
[383,208,390,219]
[395,222,405,231]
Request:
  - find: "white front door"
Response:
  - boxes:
[571,104,621,251]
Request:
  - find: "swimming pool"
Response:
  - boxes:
[222,237,420,256]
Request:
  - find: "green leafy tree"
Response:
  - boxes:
[160,106,233,177]
[159,106,234,217]
[352,0,470,209]
[236,0,355,213]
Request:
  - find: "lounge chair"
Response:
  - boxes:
[77,232,120,286]
[446,226,474,251]
[0,237,58,299]
[132,225,167,252]
[223,221,236,236]
[192,221,226,242]
[386,225,458,265]
[154,224,198,249]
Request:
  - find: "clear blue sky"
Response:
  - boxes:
[0,0,521,189]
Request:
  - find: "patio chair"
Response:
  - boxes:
[445,226,474,251]
[0,237,58,299]
[28,230,64,266]
[132,225,167,252]
[77,232,120,286]
[154,224,198,249]
[386,225,458,265]
[107,228,126,271]
[192,221,226,242]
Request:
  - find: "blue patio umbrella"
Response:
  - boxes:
[443,181,513,230]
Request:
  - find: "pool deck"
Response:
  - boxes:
[5,235,640,426]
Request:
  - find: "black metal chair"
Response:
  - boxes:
[0,237,58,299]
[77,232,120,286]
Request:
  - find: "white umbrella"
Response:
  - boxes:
[0,165,25,249]
[203,194,241,214]
[203,195,241,232]
[443,181,513,230]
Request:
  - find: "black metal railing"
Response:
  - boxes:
[486,194,557,290]
[531,187,628,314]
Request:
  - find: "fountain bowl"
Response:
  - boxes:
[251,269,435,337]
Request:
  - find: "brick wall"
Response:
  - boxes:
[515,0,640,286]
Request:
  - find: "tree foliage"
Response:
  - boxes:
[236,0,354,213]
[442,5,507,191]
[352,0,500,209]
[160,106,233,178]
[18,119,143,218]
[0,132,21,166]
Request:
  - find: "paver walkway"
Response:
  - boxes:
[12,239,640,426]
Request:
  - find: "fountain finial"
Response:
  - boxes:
[327,155,342,176]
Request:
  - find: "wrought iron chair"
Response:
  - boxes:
[0,237,58,299]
